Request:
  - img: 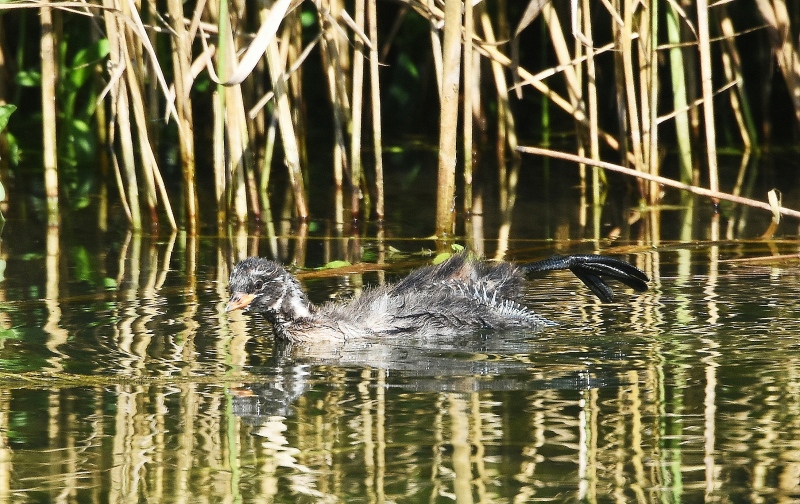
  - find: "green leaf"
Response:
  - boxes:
[70,247,93,283]
[317,260,351,270]
[301,10,316,27]
[0,327,20,340]
[15,70,41,87]
[0,104,15,132]
[432,252,452,265]
[69,39,110,89]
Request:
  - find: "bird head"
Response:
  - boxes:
[226,257,312,322]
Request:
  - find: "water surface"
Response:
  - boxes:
[1,223,800,502]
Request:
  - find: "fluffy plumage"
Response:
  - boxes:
[226,253,649,344]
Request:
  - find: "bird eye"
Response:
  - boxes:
[253,280,265,291]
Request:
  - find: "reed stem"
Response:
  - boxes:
[666,1,693,184]
[40,1,59,226]
[622,0,645,189]
[648,0,659,203]
[350,0,365,220]
[367,0,384,219]
[434,0,462,237]
[266,37,308,219]
[462,0,473,215]
[697,0,719,199]
[167,0,197,233]
[518,145,800,220]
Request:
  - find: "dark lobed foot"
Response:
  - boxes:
[521,254,649,303]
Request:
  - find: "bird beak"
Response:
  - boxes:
[226,292,256,312]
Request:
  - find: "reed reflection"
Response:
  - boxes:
[4,226,800,501]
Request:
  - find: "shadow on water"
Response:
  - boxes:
[1,205,800,500]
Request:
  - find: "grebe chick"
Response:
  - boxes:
[225,253,649,344]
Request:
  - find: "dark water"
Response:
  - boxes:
[2,203,800,501]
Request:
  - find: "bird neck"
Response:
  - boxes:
[277,275,313,322]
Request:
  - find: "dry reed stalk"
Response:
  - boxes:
[637,0,651,175]
[330,0,350,83]
[234,6,260,220]
[427,0,444,103]
[0,28,8,110]
[755,0,800,125]
[319,38,344,186]
[472,36,635,165]
[697,0,719,199]
[199,0,297,223]
[478,8,518,160]
[217,7,248,223]
[479,5,519,259]
[110,152,132,223]
[235,94,261,221]
[123,1,178,229]
[435,0,461,237]
[729,152,757,237]
[581,0,603,209]
[621,0,645,187]
[103,0,141,230]
[120,5,159,227]
[224,16,260,223]
[213,0,231,223]
[121,0,179,123]
[507,39,620,89]
[40,1,59,225]
[318,6,349,187]
[479,5,506,204]
[247,62,267,173]
[144,0,159,147]
[462,0,473,214]
[167,0,198,233]
[367,0,384,219]
[258,113,277,193]
[94,68,109,232]
[350,0,365,219]
[260,113,278,223]
[266,37,308,219]
[646,0,659,204]
[495,0,512,169]
[610,0,631,169]
[143,146,177,230]
[318,3,353,132]
[656,80,739,126]
[717,5,756,152]
[665,1,693,183]
[201,0,293,87]
[572,12,586,192]
[212,87,226,225]
[542,4,583,115]
[731,150,752,200]
[283,10,308,173]
[469,45,484,219]
[102,20,131,223]
[517,145,800,220]
[116,81,143,230]
[229,84,252,226]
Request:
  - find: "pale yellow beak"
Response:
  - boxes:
[225,292,256,312]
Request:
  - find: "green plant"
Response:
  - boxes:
[0,103,16,224]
